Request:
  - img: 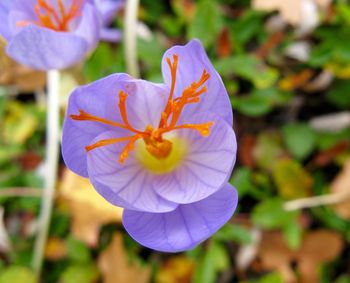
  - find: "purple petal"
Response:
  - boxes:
[153,112,236,204]
[74,3,100,51]
[123,183,238,252]
[100,28,122,42]
[0,2,11,40]
[86,131,178,212]
[161,39,233,126]
[62,73,132,177]
[97,0,124,25]
[121,79,168,131]
[6,24,88,70]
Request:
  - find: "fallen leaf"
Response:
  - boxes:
[258,229,343,283]
[98,233,151,283]
[216,27,231,58]
[252,0,331,27]
[331,158,350,220]
[278,70,314,91]
[156,256,195,283]
[238,134,257,168]
[0,38,45,92]
[60,169,123,247]
[312,141,349,167]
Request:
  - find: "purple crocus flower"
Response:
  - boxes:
[0,0,123,70]
[62,39,238,252]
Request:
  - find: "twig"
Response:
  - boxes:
[32,70,60,276]
[284,190,350,211]
[124,0,140,78]
[0,188,42,197]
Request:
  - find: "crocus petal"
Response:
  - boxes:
[121,79,168,131]
[74,3,100,51]
[87,131,178,213]
[62,73,132,177]
[123,183,238,252]
[97,0,123,25]
[7,25,88,70]
[161,39,233,126]
[100,28,122,42]
[153,112,236,204]
[0,2,11,40]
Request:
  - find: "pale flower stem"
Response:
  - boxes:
[32,70,60,277]
[124,0,140,78]
[283,190,350,211]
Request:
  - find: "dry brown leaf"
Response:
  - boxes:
[0,38,46,91]
[60,168,123,247]
[258,230,343,283]
[331,158,350,220]
[217,27,231,58]
[98,233,151,283]
[156,256,195,283]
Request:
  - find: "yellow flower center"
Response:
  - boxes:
[135,135,187,174]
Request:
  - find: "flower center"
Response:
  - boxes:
[135,135,187,174]
[16,0,83,31]
[70,54,214,164]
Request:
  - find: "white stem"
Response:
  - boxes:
[124,0,140,78]
[283,190,350,211]
[32,70,60,276]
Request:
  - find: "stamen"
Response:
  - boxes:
[119,135,141,164]
[159,54,178,128]
[85,136,135,152]
[17,0,82,31]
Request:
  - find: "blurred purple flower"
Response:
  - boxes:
[0,0,123,70]
[62,39,238,252]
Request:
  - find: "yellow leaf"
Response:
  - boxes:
[273,159,313,200]
[45,237,67,261]
[98,233,151,283]
[60,169,123,247]
[156,256,195,283]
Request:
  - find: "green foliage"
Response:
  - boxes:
[214,223,253,244]
[0,266,36,283]
[282,123,316,160]
[193,241,230,283]
[60,263,99,283]
[187,0,222,48]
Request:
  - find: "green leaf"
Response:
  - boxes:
[193,242,229,283]
[214,55,278,88]
[326,80,350,108]
[231,94,272,117]
[255,273,284,283]
[214,224,253,244]
[282,220,302,250]
[0,266,36,283]
[282,123,316,160]
[187,0,222,48]
[60,263,99,283]
[253,132,284,171]
[252,198,297,229]
[66,237,91,263]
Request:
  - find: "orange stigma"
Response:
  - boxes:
[70,54,214,164]
[16,0,83,31]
